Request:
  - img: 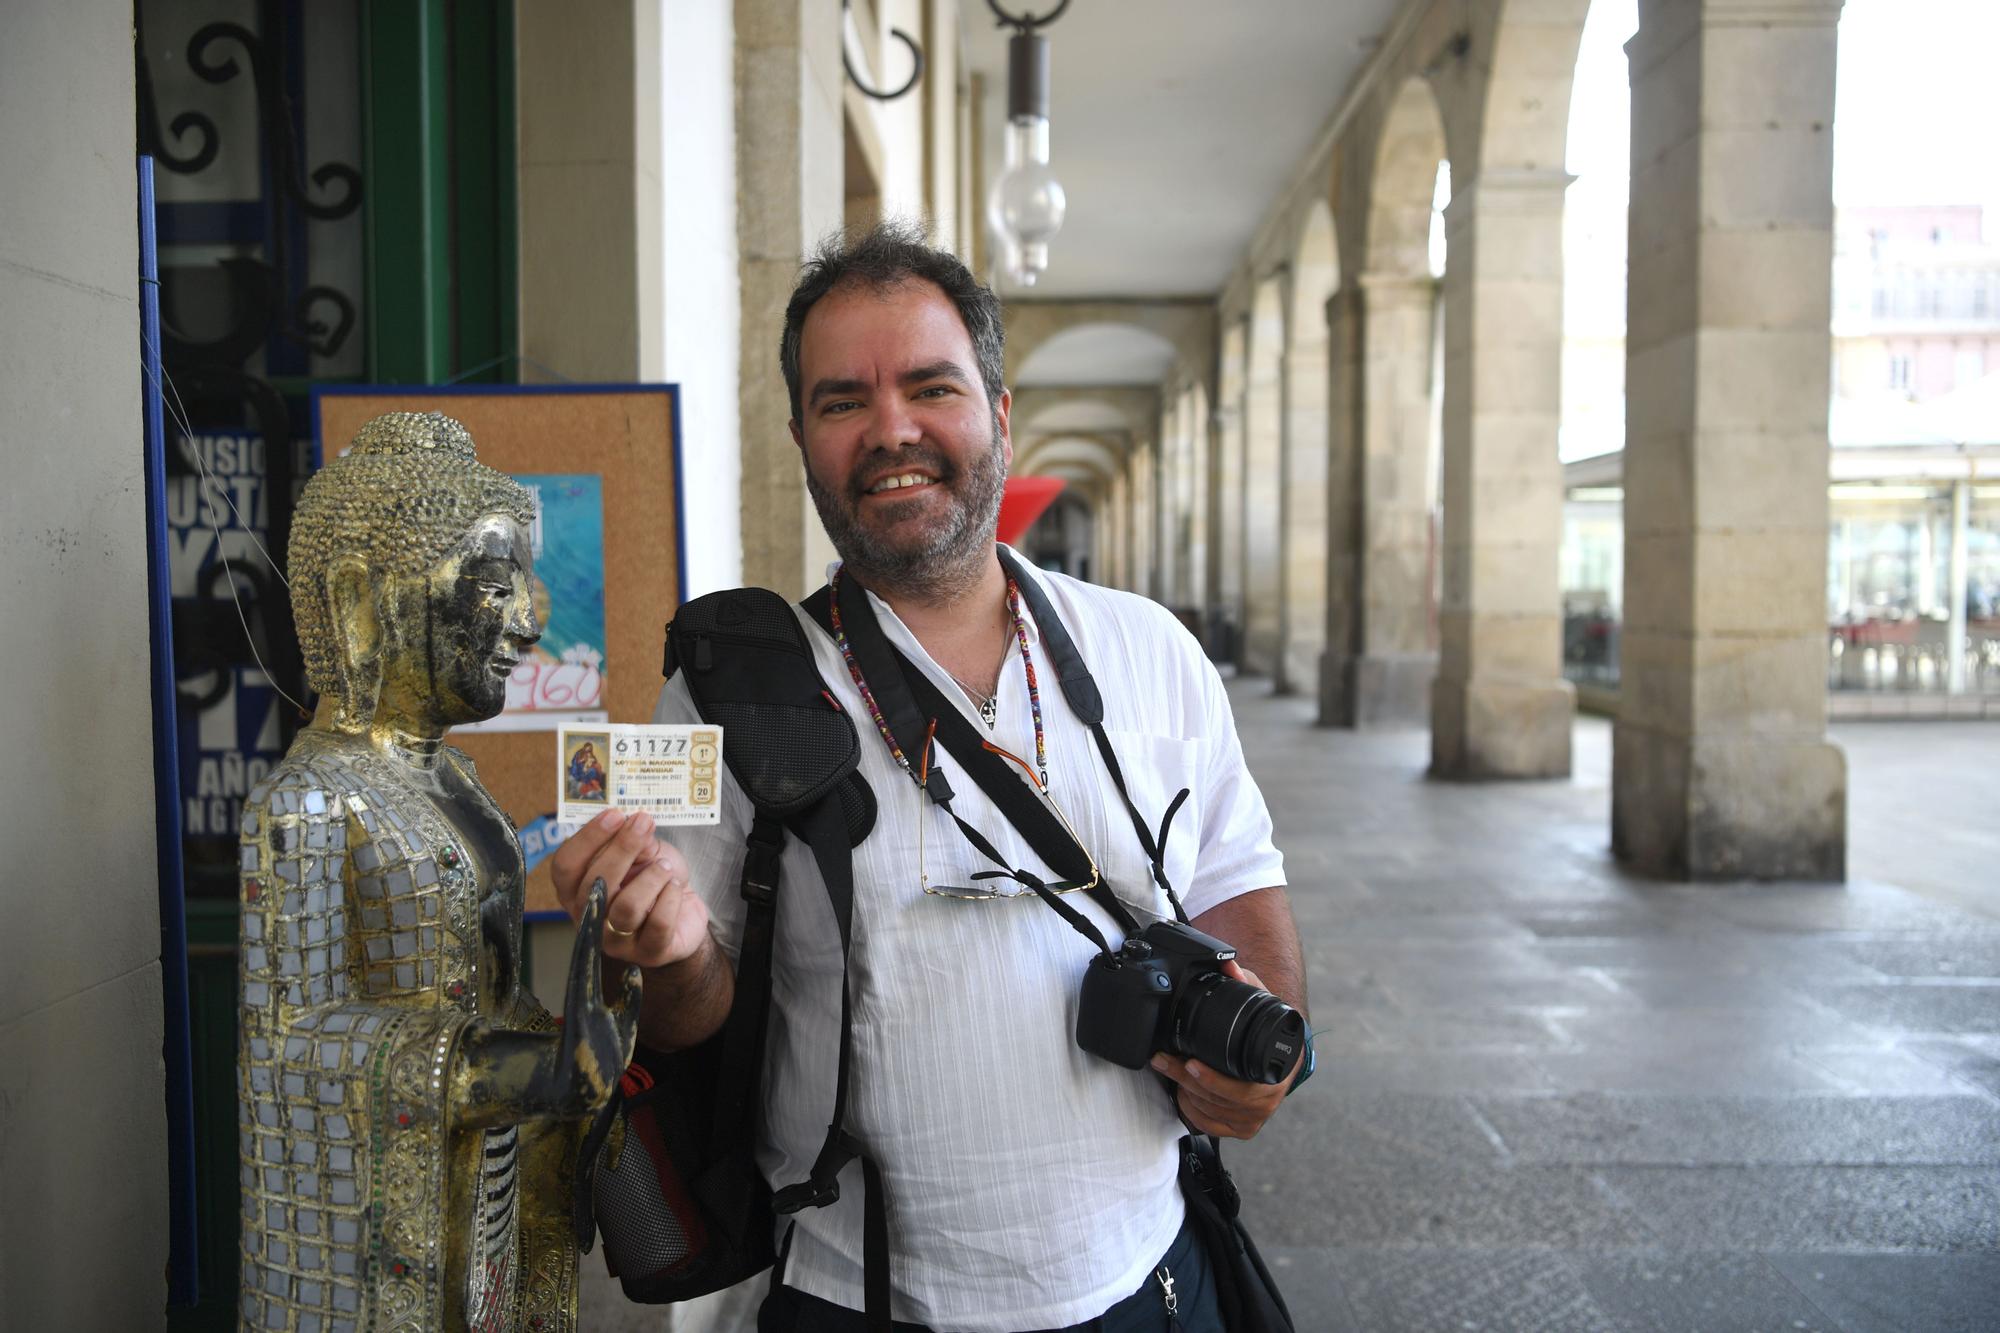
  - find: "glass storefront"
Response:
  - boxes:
[1557,478,2000,697]
[1828,483,2000,691]
[1561,488,1623,687]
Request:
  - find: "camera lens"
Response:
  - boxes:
[1173,972,1307,1085]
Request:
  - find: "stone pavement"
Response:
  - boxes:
[1228,686,2000,1332]
[582,689,2000,1331]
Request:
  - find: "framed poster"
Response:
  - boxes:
[313,385,684,915]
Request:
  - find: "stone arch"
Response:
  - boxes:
[1241,278,1286,674]
[1015,433,1125,481]
[1012,386,1158,440]
[1005,300,1216,396]
[1278,198,1340,694]
[1291,200,1342,332]
[1368,77,1450,278]
[1479,0,1594,177]
[1014,322,1180,388]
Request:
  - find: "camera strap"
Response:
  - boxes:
[802,549,1192,942]
[805,572,1135,953]
[998,547,1193,928]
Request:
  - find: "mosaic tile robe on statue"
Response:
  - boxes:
[236,736,581,1332]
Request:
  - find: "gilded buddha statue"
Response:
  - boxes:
[236,412,637,1331]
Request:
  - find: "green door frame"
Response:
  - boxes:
[449,0,520,383]
[362,0,518,385]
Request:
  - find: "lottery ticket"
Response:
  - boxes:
[557,724,723,825]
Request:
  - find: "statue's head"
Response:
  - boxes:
[291,412,540,734]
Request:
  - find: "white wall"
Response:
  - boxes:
[0,0,170,1325]
[530,0,756,1081]
[660,0,744,597]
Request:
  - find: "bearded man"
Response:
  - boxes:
[552,222,1308,1333]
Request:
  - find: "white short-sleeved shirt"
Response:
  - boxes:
[652,554,1285,1331]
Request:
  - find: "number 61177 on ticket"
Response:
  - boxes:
[557,724,723,825]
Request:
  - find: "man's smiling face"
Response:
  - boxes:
[791,277,1012,592]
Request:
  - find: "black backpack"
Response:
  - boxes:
[578,585,877,1303]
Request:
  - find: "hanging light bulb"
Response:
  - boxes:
[987,27,1065,286]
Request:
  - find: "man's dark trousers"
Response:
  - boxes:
[756,1215,1222,1333]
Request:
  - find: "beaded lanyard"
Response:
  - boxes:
[827,564,1050,788]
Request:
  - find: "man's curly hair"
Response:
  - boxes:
[779,219,1006,422]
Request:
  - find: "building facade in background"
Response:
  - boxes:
[1835,205,2000,402]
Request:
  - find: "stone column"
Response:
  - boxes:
[1103,468,1125,590]
[1431,170,1576,777]
[1158,399,1183,605]
[1614,0,1846,879]
[1185,403,1210,615]
[736,0,845,595]
[1131,442,1157,600]
[1325,272,1439,723]
[1115,467,1132,591]
[1122,454,1137,595]
[1097,468,1113,589]
[1242,354,1285,670]
[1214,400,1245,630]
[1318,286,1365,723]
[1278,345,1329,694]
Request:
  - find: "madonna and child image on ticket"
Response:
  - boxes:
[558,724,723,825]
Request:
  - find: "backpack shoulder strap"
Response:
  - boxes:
[666,586,869,821]
[665,587,891,1331]
[662,584,877,1145]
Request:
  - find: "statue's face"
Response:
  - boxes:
[379,512,540,727]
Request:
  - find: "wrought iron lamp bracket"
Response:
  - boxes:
[841,0,926,101]
[986,0,1071,33]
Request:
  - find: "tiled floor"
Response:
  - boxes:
[583,693,2000,1331]
[1227,690,2000,1332]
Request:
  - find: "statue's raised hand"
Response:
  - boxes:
[453,879,641,1126]
[559,878,643,1108]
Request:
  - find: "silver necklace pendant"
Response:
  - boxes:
[979,695,999,729]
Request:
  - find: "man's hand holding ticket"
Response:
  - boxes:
[558,724,722,825]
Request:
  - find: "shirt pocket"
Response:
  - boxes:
[1093,729,1203,921]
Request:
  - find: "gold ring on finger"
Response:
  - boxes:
[604,919,637,940]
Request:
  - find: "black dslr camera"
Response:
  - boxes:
[1076,919,1306,1085]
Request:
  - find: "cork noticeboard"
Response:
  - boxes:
[312,385,684,916]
